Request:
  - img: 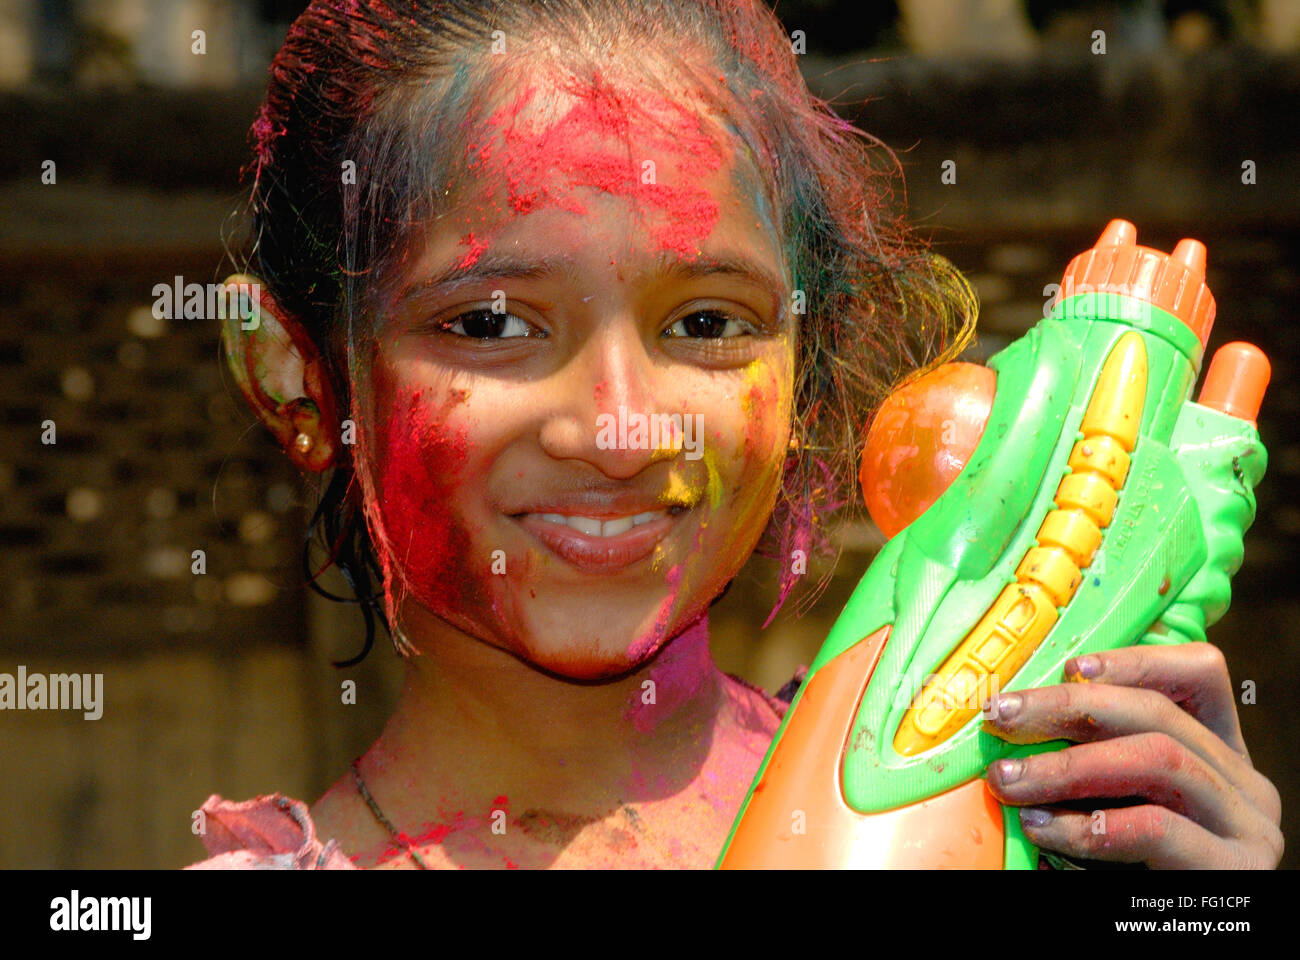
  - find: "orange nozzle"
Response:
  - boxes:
[1060,220,1216,348]
[1198,341,1271,424]
[1097,218,1137,246]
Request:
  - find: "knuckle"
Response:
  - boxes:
[1130,804,1171,843]
[1189,642,1230,685]
[1136,686,1180,729]
[1140,732,1185,774]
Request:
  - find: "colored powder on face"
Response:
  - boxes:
[738,357,790,477]
[372,386,477,613]
[658,468,696,509]
[740,358,767,417]
[454,233,491,270]
[459,72,728,265]
[621,565,682,665]
[701,446,724,510]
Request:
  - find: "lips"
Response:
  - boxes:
[513,507,684,573]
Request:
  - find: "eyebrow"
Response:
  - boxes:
[393,249,788,306]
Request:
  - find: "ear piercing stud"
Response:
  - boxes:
[294,432,314,454]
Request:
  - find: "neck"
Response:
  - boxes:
[361,607,726,815]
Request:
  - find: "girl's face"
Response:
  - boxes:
[353,66,795,680]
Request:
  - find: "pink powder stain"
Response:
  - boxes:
[622,562,683,664]
[460,73,727,262]
[622,612,710,734]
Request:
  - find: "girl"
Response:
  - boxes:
[192,0,1282,869]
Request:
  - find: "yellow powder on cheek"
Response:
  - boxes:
[659,468,694,508]
[740,358,765,418]
[702,446,724,510]
[658,452,723,513]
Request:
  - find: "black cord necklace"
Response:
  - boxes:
[350,759,430,869]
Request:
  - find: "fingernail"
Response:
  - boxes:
[1068,654,1102,680]
[1020,807,1053,828]
[985,693,1021,723]
[996,758,1024,784]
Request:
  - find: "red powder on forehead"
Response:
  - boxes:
[454,233,492,270]
[456,72,727,267]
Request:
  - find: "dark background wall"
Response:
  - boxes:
[1,0,1297,868]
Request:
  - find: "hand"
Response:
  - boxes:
[980,643,1283,869]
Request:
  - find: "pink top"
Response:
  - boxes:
[186,669,804,870]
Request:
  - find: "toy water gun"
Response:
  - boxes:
[717,220,1270,869]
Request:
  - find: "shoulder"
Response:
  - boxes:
[185,793,358,870]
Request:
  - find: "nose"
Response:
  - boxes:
[537,316,668,480]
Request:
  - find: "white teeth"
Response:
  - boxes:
[568,516,602,536]
[602,517,634,537]
[530,510,668,537]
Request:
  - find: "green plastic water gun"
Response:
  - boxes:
[717,220,1270,869]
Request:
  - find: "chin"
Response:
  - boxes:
[503,594,691,682]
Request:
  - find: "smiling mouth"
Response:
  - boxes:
[511,506,689,573]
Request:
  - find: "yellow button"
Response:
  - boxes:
[1016,546,1082,607]
[1055,471,1118,527]
[1067,435,1130,489]
[1036,508,1104,568]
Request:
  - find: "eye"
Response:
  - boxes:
[664,309,753,339]
[441,309,540,339]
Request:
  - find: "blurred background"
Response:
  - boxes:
[1,0,1297,868]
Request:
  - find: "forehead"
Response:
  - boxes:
[429,60,781,273]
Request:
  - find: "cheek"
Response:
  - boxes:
[372,386,482,611]
[733,357,792,486]
[687,359,792,552]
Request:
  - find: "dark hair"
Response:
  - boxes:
[230,0,976,663]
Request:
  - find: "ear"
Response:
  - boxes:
[219,273,340,472]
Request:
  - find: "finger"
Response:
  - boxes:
[1062,643,1248,756]
[982,681,1280,822]
[985,734,1278,843]
[1018,804,1279,870]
